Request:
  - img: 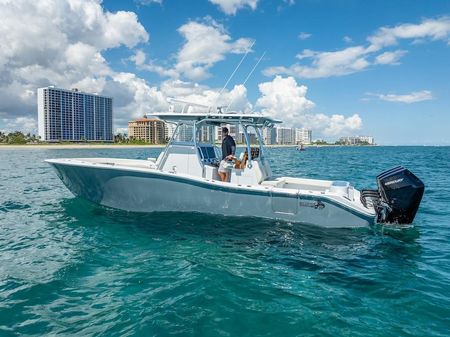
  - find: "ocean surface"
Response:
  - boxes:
[0,146,449,336]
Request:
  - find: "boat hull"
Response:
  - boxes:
[49,161,374,228]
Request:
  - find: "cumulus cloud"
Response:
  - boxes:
[367,90,434,104]
[132,20,253,81]
[265,46,371,79]
[130,50,178,77]
[256,76,315,123]
[264,17,450,79]
[256,76,362,136]
[209,0,258,15]
[1,117,37,134]
[367,16,450,51]
[161,80,252,112]
[110,72,168,124]
[374,50,407,65]
[0,0,149,132]
[302,113,362,136]
[175,20,253,80]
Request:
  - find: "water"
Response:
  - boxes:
[0,146,449,336]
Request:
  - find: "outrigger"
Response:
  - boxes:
[46,100,424,228]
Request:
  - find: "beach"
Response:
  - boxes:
[0,144,165,150]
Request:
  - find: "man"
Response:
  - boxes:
[218,126,236,182]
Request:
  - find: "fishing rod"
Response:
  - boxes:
[212,39,256,112]
[225,51,266,112]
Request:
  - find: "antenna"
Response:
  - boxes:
[226,51,266,112]
[212,40,256,112]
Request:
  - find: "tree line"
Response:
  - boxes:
[0,131,39,144]
[0,131,167,145]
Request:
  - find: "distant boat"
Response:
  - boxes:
[296,144,305,151]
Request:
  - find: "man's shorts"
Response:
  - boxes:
[218,160,233,173]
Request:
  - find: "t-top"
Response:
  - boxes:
[221,135,236,160]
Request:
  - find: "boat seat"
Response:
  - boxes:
[251,159,267,184]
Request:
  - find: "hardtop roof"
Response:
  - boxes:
[152,112,282,127]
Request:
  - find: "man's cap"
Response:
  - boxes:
[222,127,229,133]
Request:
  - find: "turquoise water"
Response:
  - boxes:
[0,146,449,336]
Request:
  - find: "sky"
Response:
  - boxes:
[0,0,449,144]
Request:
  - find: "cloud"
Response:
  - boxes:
[175,20,253,80]
[135,0,162,5]
[343,36,353,44]
[367,16,450,51]
[367,90,434,104]
[298,32,311,40]
[256,76,315,124]
[130,50,178,77]
[302,113,362,136]
[134,19,253,81]
[110,72,168,124]
[209,0,258,15]
[256,76,361,136]
[161,80,252,112]
[0,0,149,132]
[1,117,37,134]
[374,50,407,65]
[264,46,371,79]
[264,17,450,79]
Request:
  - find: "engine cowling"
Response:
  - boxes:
[376,166,424,224]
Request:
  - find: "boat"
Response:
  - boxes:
[46,101,424,228]
[296,144,305,151]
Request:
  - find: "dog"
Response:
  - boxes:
[234,151,248,169]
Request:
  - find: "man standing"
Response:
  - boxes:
[218,127,236,182]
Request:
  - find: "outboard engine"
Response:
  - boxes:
[361,166,424,224]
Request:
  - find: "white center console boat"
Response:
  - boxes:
[46,102,424,228]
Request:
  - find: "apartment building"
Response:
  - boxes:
[37,86,113,142]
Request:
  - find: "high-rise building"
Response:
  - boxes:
[295,128,312,144]
[216,124,238,142]
[128,116,166,143]
[165,123,177,140]
[262,127,277,145]
[37,86,113,142]
[276,127,296,144]
[357,136,375,145]
[197,125,215,143]
[339,136,375,145]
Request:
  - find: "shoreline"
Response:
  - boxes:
[0,144,165,150]
[1,144,442,150]
[0,144,343,150]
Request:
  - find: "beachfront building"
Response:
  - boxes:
[37,86,113,142]
[128,116,166,144]
[276,127,296,145]
[198,125,215,143]
[165,123,176,140]
[339,136,375,145]
[263,127,277,145]
[215,124,247,144]
[358,136,375,145]
[295,128,312,144]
